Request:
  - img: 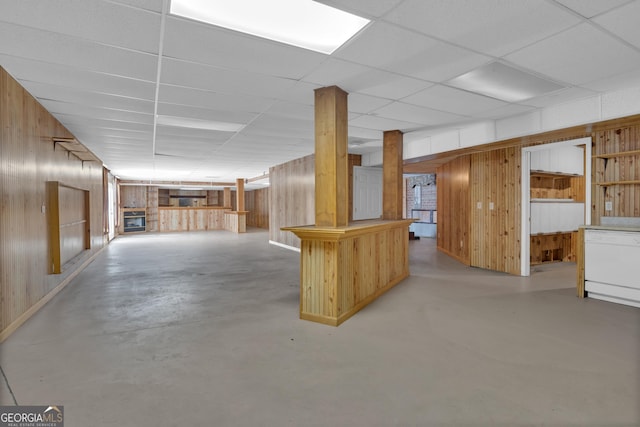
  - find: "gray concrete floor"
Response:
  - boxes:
[1,229,639,426]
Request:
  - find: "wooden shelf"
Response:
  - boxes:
[594,149,640,159]
[531,171,580,179]
[597,180,640,186]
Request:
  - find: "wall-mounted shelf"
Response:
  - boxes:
[597,180,640,187]
[594,149,640,159]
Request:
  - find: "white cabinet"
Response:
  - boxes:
[530,201,584,234]
[531,146,583,175]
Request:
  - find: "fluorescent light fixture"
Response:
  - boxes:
[156,115,245,132]
[447,62,564,102]
[170,0,370,54]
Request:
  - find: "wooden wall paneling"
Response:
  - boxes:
[593,125,640,221]
[470,148,521,275]
[269,155,316,248]
[120,185,146,209]
[146,186,158,231]
[1,67,104,340]
[436,155,470,264]
[270,154,362,249]
[246,188,269,229]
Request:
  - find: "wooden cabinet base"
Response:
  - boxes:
[284,219,413,326]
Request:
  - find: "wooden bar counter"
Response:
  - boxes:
[283,219,413,326]
[158,206,230,232]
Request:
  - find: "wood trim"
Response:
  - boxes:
[283,219,414,241]
[576,227,585,298]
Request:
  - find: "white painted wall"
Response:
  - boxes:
[352,166,382,220]
[361,84,640,167]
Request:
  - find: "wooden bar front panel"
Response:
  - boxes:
[291,220,412,326]
[158,207,228,232]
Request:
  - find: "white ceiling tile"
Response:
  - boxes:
[20,81,154,114]
[156,103,257,124]
[505,23,640,85]
[0,0,161,53]
[273,81,321,105]
[303,58,434,99]
[0,55,157,100]
[554,0,632,18]
[314,0,404,18]
[384,0,581,56]
[349,114,425,132]
[523,87,600,108]
[349,93,393,114]
[264,102,315,121]
[158,85,274,113]
[336,22,490,82]
[40,100,154,125]
[403,85,506,115]
[371,102,467,126]
[0,23,158,81]
[108,0,164,13]
[592,1,640,48]
[163,16,327,79]
[160,58,296,99]
[348,126,384,140]
[333,22,438,72]
[473,104,539,120]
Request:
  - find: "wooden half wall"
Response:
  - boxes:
[1,67,105,341]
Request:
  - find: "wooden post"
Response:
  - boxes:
[383,130,404,220]
[236,178,245,212]
[223,187,231,208]
[314,86,349,227]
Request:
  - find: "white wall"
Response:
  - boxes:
[361,84,640,167]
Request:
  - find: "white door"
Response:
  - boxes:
[353,166,382,220]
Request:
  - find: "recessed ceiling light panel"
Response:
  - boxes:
[170,0,370,54]
[447,62,565,102]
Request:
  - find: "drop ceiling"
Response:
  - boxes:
[2,0,640,184]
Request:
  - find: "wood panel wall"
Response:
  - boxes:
[436,155,470,264]
[246,188,269,229]
[269,154,361,249]
[593,125,640,223]
[470,147,521,275]
[269,154,315,248]
[146,186,158,231]
[120,185,146,209]
[158,207,228,232]
[1,67,105,341]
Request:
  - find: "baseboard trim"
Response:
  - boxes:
[0,247,104,343]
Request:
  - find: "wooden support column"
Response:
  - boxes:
[223,187,231,208]
[236,178,245,212]
[383,130,403,220]
[314,86,349,227]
